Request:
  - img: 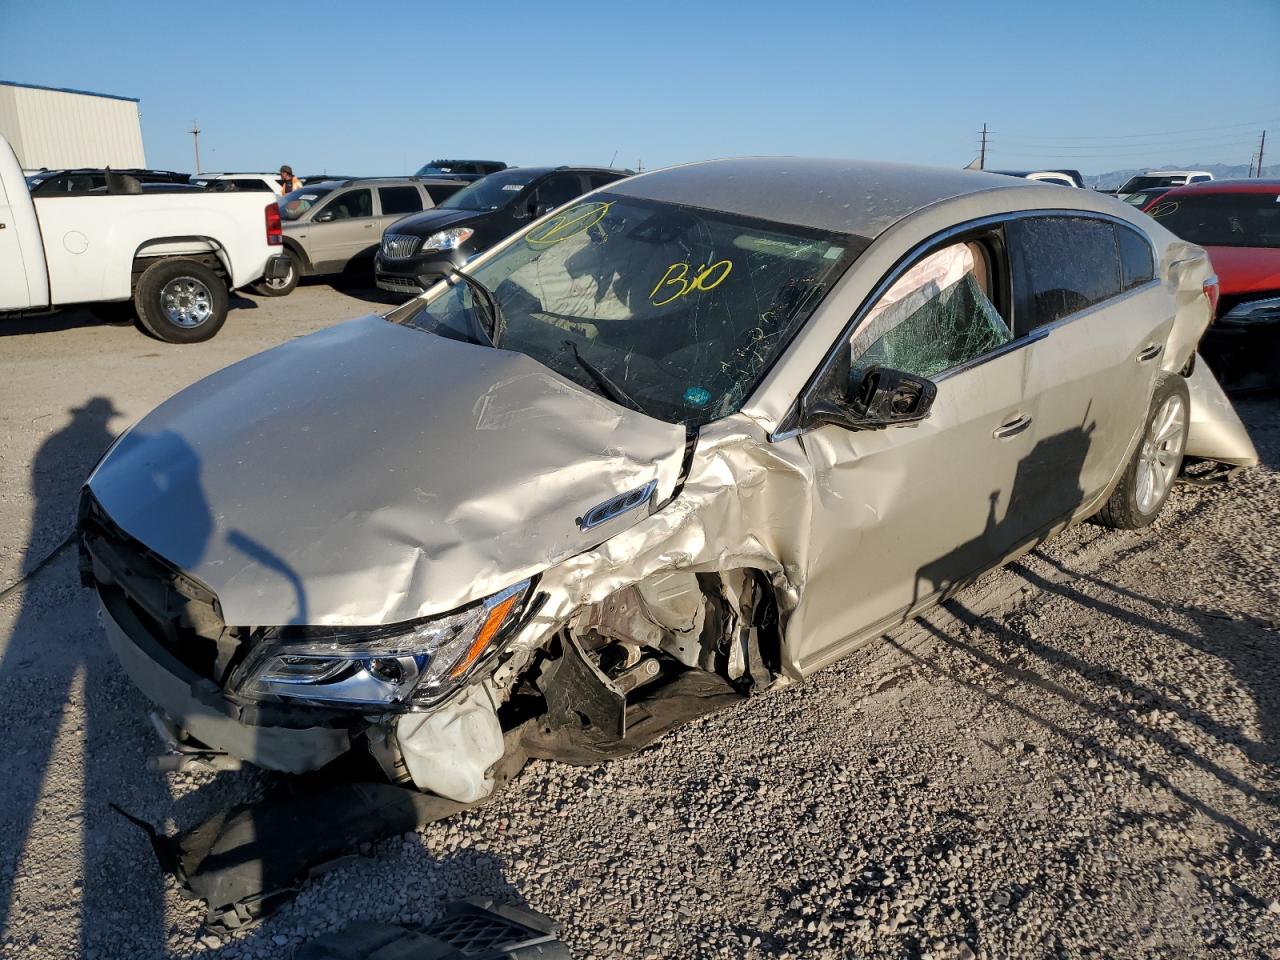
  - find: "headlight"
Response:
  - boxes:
[234,580,530,709]
[1222,295,1280,325]
[421,227,475,251]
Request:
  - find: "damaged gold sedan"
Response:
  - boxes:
[80,158,1258,806]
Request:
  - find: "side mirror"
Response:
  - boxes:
[314,209,335,223]
[848,366,936,426]
[804,362,936,432]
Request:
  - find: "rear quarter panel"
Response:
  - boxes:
[32,193,275,304]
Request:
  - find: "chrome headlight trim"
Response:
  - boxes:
[1222,295,1280,325]
[233,579,532,710]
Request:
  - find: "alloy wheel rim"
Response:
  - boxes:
[1135,393,1185,514]
[160,277,213,328]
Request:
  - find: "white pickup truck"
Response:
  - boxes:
[0,134,289,343]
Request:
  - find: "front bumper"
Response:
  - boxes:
[98,590,352,773]
[1201,320,1280,392]
[374,248,467,296]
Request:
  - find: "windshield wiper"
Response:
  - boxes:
[447,268,504,347]
[561,340,643,413]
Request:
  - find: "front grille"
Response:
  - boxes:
[377,275,425,294]
[380,234,422,259]
[80,492,235,682]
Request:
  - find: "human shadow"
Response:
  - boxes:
[913,420,1095,609]
[0,398,174,956]
[902,408,1276,849]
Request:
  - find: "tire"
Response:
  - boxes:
[1096,374,1190,530]
[250,247,301,297]
[133,258,229,344]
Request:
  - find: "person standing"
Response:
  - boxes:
[278,164,301,194]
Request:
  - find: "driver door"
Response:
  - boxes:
[790,230,1052,673]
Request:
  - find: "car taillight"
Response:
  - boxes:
[265,202,282,246]
[1202,274,1220,319]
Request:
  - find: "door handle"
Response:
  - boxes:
[1137,344,1162,363]
[993,415,1033,439]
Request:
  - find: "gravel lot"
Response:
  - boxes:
[0,286,1276,960]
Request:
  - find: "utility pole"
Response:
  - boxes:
[978,123,987,170]
[1257,130,1266,177]
[189,120,202,175]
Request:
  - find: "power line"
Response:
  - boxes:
[992,116,1280,142]
[988,143,1260,160]
[983,131,1264,152]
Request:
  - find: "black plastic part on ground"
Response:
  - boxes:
[113,751,528,932]
[295,898,571,960]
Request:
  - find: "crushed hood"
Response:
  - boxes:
[86,316,687,626]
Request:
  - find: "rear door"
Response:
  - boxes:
[376,185,425,235]
[307,187,374,272]
[1007,215,1167,519]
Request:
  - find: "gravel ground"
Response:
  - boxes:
[0,288,1276,960]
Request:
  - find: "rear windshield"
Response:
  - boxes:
[1121,175,1185,192]
[1147,194,1280,248]
[279,187,334,221]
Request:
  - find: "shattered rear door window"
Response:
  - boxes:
[850,243,1012,380]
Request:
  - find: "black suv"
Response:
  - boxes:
[375,166,630,297]
[413,159,508,182]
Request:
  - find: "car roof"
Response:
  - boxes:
[609,157,1037,237]
[1157,179,1280,197]
[1140,170,1212,176]
[306,176,465,188]
[484,165,628,179]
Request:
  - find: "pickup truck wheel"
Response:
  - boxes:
[1096,374,1190,530]
[251,248,300,297]
[134,259,229,343]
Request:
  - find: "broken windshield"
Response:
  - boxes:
[392,194,859,424]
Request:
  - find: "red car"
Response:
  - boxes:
[1144,180,1280,391]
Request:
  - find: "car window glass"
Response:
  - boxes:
[425,183,464,205]
[535,173,585,211]
[379,186,423,215]
[1012,217,1122,332]
[321,188,372,221]
[1116,225,1155,289]
[850,242,1012,380]
[1147,194,1280,249]
[587,173,620,190]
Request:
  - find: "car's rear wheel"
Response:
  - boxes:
[1096,374,1189,529]
[134,258,229,344]
[251,247,301,297]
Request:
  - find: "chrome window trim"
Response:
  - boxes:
[771,207,1161,442]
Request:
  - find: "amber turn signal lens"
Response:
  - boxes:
[449,593,520,679]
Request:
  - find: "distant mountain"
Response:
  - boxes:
[1086,163,1280,189]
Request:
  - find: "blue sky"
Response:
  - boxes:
[4,0,1277,176]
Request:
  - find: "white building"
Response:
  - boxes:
[0,81,145,172]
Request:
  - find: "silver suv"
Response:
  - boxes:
[257,177,466,295]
